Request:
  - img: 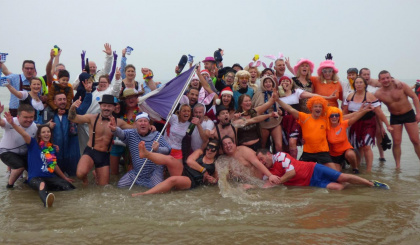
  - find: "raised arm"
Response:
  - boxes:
[5,82,24,99]
[108,51,118,82]
[0,102,6,127]
[98,43,113,76]
[68,98,91,124]
[285,57,295,76]
[344,103,373,126]
[120,48,127,79]
[110,67,122,97]
[51,49,61,78]
[4,112,31,144]
[0,62,12,76]
[276,98,299,119]
[46,49,55,87]
[196,65,213,95]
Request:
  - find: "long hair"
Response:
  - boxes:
[36,124,53,144]
[236,94,252,113]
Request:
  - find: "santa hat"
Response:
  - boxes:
[201,69,210,76]
[216,87,234,105]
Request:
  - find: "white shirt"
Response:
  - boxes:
[0,118,37,154]
[20,90,44,111]
[279,88,305,105]
[191,119,214,151]
[164,114,191,150]
[86,78,122,114]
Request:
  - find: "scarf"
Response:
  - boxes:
[264,91,277,121]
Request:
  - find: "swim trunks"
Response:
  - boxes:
[300,151,333,164]
[83,147,110,168]
[390,109,416,125]
[309,163,341,188]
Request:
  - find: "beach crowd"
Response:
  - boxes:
[1,44,419,207]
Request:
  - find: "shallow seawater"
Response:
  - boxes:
[2,92,420,244]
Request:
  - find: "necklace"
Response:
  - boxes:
[39,140,57,173]
[123,107,140,124]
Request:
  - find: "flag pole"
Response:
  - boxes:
[129,65,197,190]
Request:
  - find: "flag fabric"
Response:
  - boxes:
[139,66,195,121]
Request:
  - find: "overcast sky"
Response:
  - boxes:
[2,0,420,82]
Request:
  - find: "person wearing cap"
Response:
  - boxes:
[291,58,315,113]
[232,70,254,109]
[312,60,343,107]
[68,94,133,186]
[214,67,236,92]
[232,63,243,72]
[109,112,172,188]
[120,88,143,124]
[341,68,358,101]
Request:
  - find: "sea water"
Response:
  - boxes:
[1,80,420,244]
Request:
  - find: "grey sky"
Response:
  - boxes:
[2,0,420,82]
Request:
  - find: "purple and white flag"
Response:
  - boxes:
[139,66,195,121]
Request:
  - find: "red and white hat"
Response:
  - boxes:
[201,69,210,76]
[216,87,234,105]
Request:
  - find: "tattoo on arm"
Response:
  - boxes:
[68,107,77,121]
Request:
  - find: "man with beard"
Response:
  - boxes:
[43,86,92,176]
[190,103,214,151]
[68,94,132,186]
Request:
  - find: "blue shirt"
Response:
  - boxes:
[143,82,162,95]
[0,72,31,109]
[27,138,55,181]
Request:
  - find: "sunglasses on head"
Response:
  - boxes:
[329,113,340,118]
[206,144,218,152]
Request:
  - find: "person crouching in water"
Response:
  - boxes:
[4,112,75,207]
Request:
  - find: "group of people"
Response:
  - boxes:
[1,45,419,207]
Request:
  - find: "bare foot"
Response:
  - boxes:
[138,141,149,158]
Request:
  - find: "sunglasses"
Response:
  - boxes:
[322,68,334,73]
[329,113,340,118]
[206,144,218,152]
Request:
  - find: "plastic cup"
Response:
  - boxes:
[53,48,58,56]
[0,77,9,86]
[126,46,133,55]
[0,53,8,63]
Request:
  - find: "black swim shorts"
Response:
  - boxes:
[390,109,416,125]
[83,147,110,168]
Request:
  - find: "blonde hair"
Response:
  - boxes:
[295,63,312,80]
[233,70,251,91]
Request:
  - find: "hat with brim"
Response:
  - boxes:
[120,88,144,100]
[202,57,216,63]
[293,59,314,75]
[98,94,117,105]
[317,60,339,77]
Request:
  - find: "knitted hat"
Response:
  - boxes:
[293,58,314,75]
[317,60,339,77]
[216,87,234,105]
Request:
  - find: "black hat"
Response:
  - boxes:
[99,94,117,105]
[232,63,243,70]
[217,67,236,79]
[216,104,228,116]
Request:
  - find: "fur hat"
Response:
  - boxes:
[293,58,315,75]
[317,60,339,77]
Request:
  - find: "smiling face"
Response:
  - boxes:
[135,118,151,135]
[299,63,310,76]
[221,94,232,107]
[125,67,136,80]
[54,93,67,110]
[193,105,204,120]
[248,68,258,82]
[100,103,115,118]
[311,103,323,118]
[238,76,249,89]
[179,105,191,123]
[347,72,357,82]
[225,72,235,85]
[281,78,292,91]
[17,110,35,128]
[97,77,110,91]
[89,61,97,74]
[263,78,274,91]
[187,89,199,105]
[222,137,236,155]
[379,72,392,87]
[39,126,52,142]
[30,78,42,93]
[205,142,219,158]
[124,95,139,108]
[322,68,334,80]
[240,95,252,111]
[274,59,286,76]
[190,79,200,89]
[329,113,340,126]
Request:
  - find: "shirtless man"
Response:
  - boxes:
[211,105,237,147]
[221,136,281,184]
[374,70,420,169]
[68,94,132,185]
